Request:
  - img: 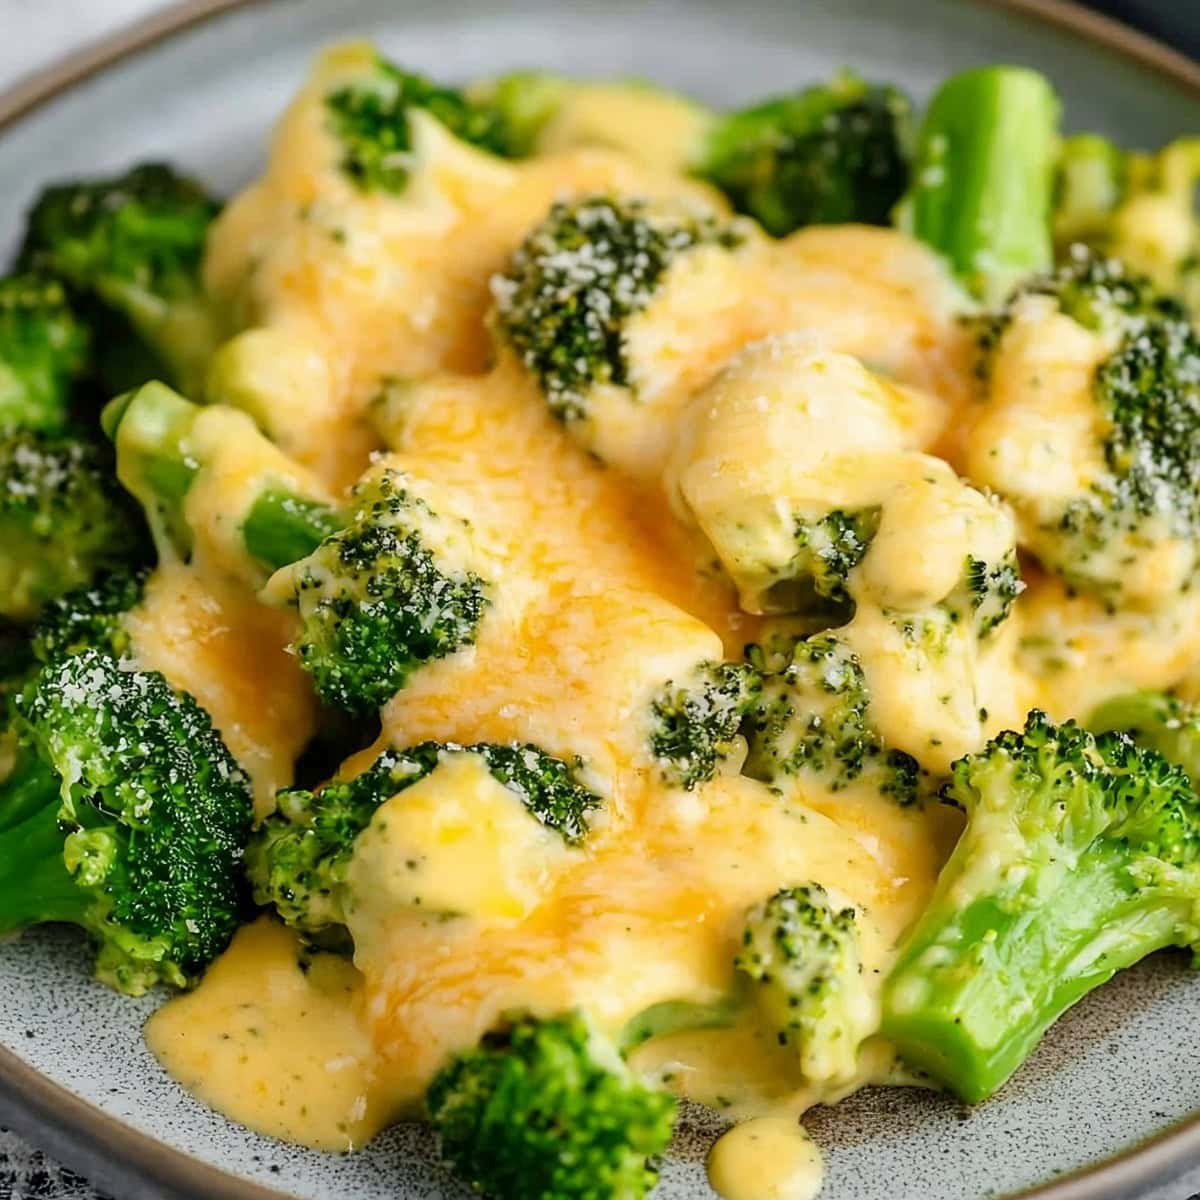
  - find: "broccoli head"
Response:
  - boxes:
[969,251,1200,607]
[882,710,1200,1102]
[649,660,761,790]
[325,55,510,193]
[427,1012,677,1200]
[694,72,911,236]
[744,631,922,804]
[492,194,739,422]
[272,467,490,714]
[18,163,220,394]
[0,274,91,433]
[0,429,147,622]
[735,883,875,1084]
[247,740,599,939]
[30,567,147,666]
[2,650,253,993]
[1089,690,1200,790]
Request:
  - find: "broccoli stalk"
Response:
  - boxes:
[694,72,911,235]
[881,711,1200,1103]
[900,66,1060,301]
[102,381,339,571]
[427,1012,676,1200]
[18,163,221,396]
[1,650,253,994]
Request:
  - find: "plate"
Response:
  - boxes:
[1,2,1200,1197]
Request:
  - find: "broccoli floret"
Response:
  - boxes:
[881,710,1200,1102]
[247,740,599,938]
[1089,690,1200,789]
[1054,135,1200,312]
[30,567,147,666]
[973,252,1200,606]
[325,56,510,193]
[649,660,761,790]
[18,163,220,394]
[493,195,740,422]
[900,66,1060,301]
[695,72,910,236]
[282,469,489,714]
[1,650,252,993]
[426,1012,676,1200]
[0,274,91,433]
[791,507,881,612]
[735,883,874,1084]
[0,429,147,622]
[963,551,1024,639]
[744,632,922,804]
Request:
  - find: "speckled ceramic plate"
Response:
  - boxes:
[2,2,1200,1198]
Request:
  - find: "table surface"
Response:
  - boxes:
[1,1,1200,1198]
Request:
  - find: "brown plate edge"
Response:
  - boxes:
[0,0,1198,1197]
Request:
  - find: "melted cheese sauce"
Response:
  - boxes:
[146,919,402,1149]
[138,41,1200,1199]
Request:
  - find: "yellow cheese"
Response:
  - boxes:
[146,919,401,1151]
[707,1117,825,1200]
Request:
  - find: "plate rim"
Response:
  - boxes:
[0,1,1198,1197]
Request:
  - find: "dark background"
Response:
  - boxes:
[1090,1,1200,60]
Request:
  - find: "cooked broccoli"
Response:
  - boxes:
[247,740,599,938]
[735,883,874,1084]
[649,660,761,790]
[900,66,1060,301]
[18,163,220,395]
[0,274,91,433]
[280,469,489,714]
[744,631,922,803]
[427,1012,676,1200]
[0,429,147,622]
[791,507,881,613]
[972,251,1200,606]
[1054,135,1200,311]
[492,194,740,422]
[102,381,340,571]
[695,72,911,235]
[0,650,252,994]
[1089,690,1200,789]
[962,550,1024,639]
[30,567,147,666]
[881,710,1200,1103]
[325,55,510,193]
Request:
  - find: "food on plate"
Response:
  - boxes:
[3,43,1200,1200]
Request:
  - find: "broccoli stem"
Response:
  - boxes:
[882,841,1178,1103]
[900,66,1060,301]
[103,383,339,571]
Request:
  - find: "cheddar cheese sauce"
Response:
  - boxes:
[130,43,1200,1200]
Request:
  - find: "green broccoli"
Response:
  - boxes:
[972,252,1200,606]
[247,740,600,939]
[694,72,911,235]
[0,274,91,433]
[881,710,1200,1103]
[326,55,511,193]
[493,194,740,422]
[0,429,147,622]
[790,507,882,614]
[18,163,221,395]
[962,550,1024,639]
[0,649,253,993]
[735,883,874,1084]
[900,66,1060,301]
[649,660,761,790]
[743,631,922,804]
[1089,690,1200,789]
[427,1012,676,1200]
[29,567,147,666]
[107,382,484,713]
[1054,135,1200,311]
